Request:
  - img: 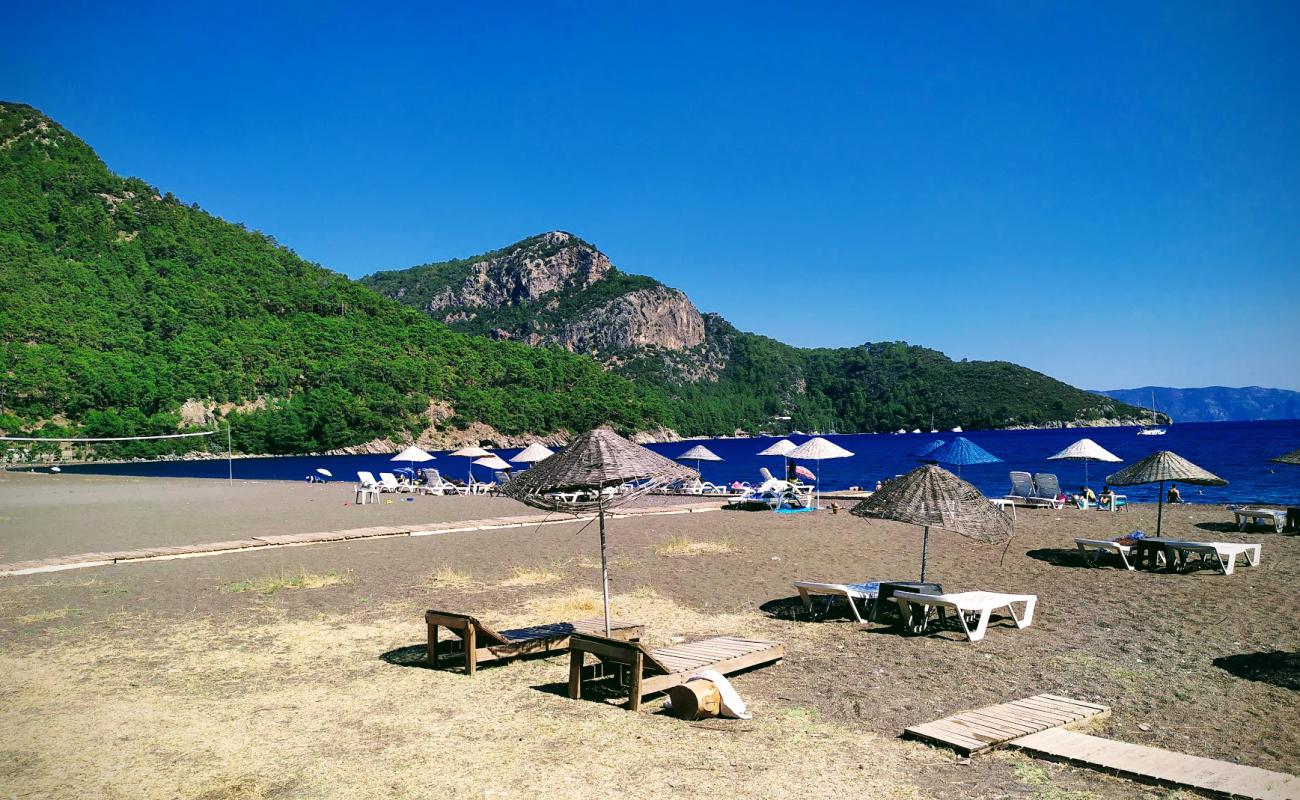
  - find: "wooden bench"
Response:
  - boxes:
[567,633,784,711]
[425,610,643,675]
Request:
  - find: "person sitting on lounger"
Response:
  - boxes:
[1099,485,1115,509]
[1167,484,1182,504]
[1074,486,1097,507]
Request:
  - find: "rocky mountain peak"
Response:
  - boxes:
[364,232,707,356]
[427,231,611,311]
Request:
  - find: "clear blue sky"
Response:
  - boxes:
[5,1,1299,390]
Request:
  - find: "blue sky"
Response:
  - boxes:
[4,1,1299,390]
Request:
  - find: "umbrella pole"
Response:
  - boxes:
[598,499,611,637]
[1156,480,1165,538]
[920,526,930,583]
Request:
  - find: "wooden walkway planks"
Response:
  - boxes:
[0,502,723,576]
[1012,728,1300,800]
[904,694,1111,756]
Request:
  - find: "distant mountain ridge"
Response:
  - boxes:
[1094,386,1300,423]
[364,233,1150,434]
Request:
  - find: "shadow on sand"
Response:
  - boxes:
[1213,651,1300,691]
[759,594,859,622]
[379,644,433,669]
[1025,547,1096,569]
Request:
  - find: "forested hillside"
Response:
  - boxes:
[0,102,670,456]
[366,236,1145,435]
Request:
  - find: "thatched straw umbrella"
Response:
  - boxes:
[511,442,555,465]
[1047,438,1121,488]
[1105,451,1226,537]
[850,464,1014,582]
[757,438,797,483]
[501,427,697,634]
[450,445,493,482]
[1271,448,1300,466]
[786,437,854,509]
[676,444,722,479]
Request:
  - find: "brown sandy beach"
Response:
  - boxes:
[1,472,1297,799]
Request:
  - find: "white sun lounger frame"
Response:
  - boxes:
[1074,538,1147,570]
[1232,508,1286,533]
[792,581,878,623]
[890,590,1037,642]
[1161,541,1261,575]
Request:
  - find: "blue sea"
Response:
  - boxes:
[49,420,1300,506]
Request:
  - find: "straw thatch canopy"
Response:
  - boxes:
[786,437,854,460]
[850,465,1014,544]
[450,446,492,458]
[501,427,697,512]
[757,439,797,457]
[677,445,722,462]
[1105,451,1227,487]
[511,443,555,463]
[1271,448,1300,466]
[390,445,435,463]
[474,455,512,471]
[1048,438,1121,463]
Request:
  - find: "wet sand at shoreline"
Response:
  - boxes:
[1,472,1296,799]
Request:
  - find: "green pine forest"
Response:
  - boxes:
[0,102,1139,459]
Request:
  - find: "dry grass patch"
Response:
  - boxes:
[422,565,474,589]
[220,571,351,595]
[15,606,82,624]
[0,611,924,800]
[492,586,769,648]
[499,564,562,587]
[655,534,735,556]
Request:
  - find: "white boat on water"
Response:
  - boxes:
[1138,391,1167,436]
[911,428,921,434]
[951,426,963,433]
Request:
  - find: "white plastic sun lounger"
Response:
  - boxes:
[1161,541,1261,575]
[378,472,411,493]
[891,590,1037,642]
[793,581,880,622]
[1075,538,1141,570]
[1232,508,1286,533]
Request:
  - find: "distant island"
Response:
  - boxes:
[1094,386,1300,423]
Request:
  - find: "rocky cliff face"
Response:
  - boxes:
[423,231,611,313]
[366,231,706,357]
[551,285,705,352]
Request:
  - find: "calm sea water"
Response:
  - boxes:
[48,420,1300,506]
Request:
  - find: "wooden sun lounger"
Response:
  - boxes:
[793,580,879,622]
[425,610,644,675]
[891,590,1037,642]
[567,633,784,711]
[1232,507,1286,533]
[1160,541,1262,575]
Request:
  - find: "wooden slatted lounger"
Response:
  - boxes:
[567,633,785,711]
[425,610,644,675]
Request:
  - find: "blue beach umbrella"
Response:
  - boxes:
[914,440,946,460]
[924,437,1001,476]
